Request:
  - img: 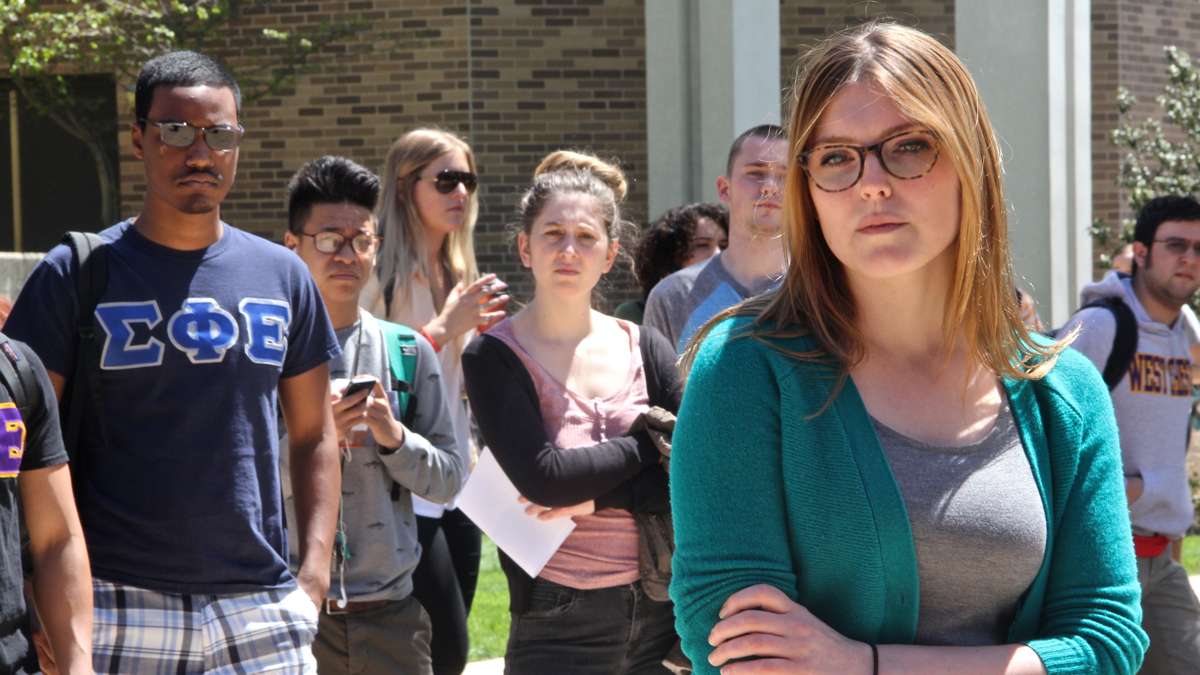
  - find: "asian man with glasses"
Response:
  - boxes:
[282,155,464,675]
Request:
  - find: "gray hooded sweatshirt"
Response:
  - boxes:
[1060,271,1196,538]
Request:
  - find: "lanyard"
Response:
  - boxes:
[332,317,367,609]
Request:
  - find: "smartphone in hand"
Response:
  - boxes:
[341,375,378,398]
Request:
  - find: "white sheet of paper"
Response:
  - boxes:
[456,448,575,578]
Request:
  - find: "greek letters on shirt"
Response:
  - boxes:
[0,404,25,478]
[1127,353,1193,397]
[93,298,291,370]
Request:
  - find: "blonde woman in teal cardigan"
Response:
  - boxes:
[669,22,1147,675]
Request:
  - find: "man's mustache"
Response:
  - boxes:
[175,168,221,181]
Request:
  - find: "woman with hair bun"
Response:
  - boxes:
[464,156,679,674]
[533,149,629,202]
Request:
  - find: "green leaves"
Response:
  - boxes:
[1109,44,1200,308]
[1,1,350,102]
[1112,45,1200,223]
[0,0,353,226]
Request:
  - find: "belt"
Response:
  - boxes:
[323,598,393,615]
[1133,534,1171,559]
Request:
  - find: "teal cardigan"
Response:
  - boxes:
[669,318,1148,674]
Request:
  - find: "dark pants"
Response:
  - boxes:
[412,510,481,675]
[504,578,676,675]
[313,595,432,675]
[1138,550,1200,674]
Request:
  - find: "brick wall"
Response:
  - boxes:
[79,0,1200,300]
[118,0,474,240]
[779,0,954,98]
[466,0,646,307]
[1091,0,1200,250]
[112,0,645,308]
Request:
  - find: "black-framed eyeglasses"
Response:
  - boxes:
[419,169,478,195]
[1153,237,1200,257]
[800,129,940,193]
[139,119,245,151]
[301,231,381,255]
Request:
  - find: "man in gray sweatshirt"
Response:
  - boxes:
[280,156,465,675]
[1060,194,1200,674]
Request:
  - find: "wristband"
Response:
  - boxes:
[418,326,442,352]
[871,643,879,675]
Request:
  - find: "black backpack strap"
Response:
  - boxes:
[640,331,663,409]
[0,334,31,418]
[1080,296,1139,390]
[62,231,110,469]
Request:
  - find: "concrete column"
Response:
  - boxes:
[956,0,1092,327]
[645,0,781,220]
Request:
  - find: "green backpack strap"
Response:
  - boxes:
[377,319,419,427]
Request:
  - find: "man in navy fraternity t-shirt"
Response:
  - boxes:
[5,51,341,674]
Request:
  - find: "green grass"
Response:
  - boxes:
[468,536,511,661]
[1185,535,1200,575]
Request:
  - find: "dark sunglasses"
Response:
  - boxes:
[140,119,245,151]
[420,169,478,195]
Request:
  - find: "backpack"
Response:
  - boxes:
[376,319,422,503]
[61,232,110,481]
[0,334,40,426]
[377,319,419,426]
[1064,295,1138,390]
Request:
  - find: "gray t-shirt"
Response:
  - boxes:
[281,310,464,602]
[871,402,1047,646]
[643,254,774,351]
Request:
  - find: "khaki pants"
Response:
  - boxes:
[313,594,433,675]
[1138,550,1200,674]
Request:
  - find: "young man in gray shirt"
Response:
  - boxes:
[643,124,789,351]
[281,156,465,675]
[1059,195,1200,674]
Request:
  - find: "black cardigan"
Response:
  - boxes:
[462,323,682,611]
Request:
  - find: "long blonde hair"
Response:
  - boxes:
[376,128,480,309]
[683,22,1065,382]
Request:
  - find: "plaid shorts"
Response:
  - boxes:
[92,578,319,674]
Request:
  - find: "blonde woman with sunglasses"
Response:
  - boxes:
[668,23,1147,675]
[362,128,508,675]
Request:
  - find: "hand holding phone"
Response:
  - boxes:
[341,375,378,399]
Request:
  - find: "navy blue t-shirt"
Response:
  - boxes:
[4,220,340,594]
